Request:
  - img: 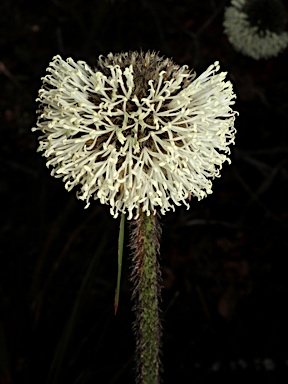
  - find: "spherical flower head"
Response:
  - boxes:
[223,0,288,60]
[32,51,237,220]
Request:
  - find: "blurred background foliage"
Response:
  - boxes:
[1,0,288,383]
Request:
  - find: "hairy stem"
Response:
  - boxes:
[129,212,162,384]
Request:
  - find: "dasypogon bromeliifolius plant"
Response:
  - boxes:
[32,51,237,384]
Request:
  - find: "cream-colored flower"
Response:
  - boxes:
[32,51,237,219]
[224,0,288,60]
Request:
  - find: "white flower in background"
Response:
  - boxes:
[224,0,288,60]
[32,51,237,219]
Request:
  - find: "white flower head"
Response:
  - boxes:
[224,0,288,60]
[32,51,237,219]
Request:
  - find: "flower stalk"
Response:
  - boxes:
[129,212,162,384]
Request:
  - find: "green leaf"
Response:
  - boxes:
[114,213,125,314]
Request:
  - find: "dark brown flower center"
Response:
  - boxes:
[85,51,194,157]
[244,0,287,33]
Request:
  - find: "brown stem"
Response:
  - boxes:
[129,212,162,384]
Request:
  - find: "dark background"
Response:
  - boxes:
[1,0,288,383]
